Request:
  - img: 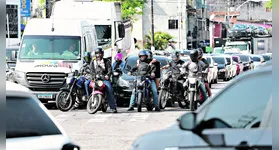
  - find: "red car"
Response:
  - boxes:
[232,55,244,75]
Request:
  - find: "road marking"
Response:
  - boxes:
[129,114,149,122]
[56,114,70,118]
[87,114,113,123]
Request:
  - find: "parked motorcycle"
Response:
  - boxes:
[159,71,188,109]
[86,74,108,114]
[56,70,88,111]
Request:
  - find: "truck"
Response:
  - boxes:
[51,0,136,61]
[225,37,272,55]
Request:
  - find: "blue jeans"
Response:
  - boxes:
[84,79,91,96]
[129,80,158,108]
[103,80,117,109]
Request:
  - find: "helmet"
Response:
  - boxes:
[138,50,148,62]
[198,48,203,59]
[95,47,104,59]
[114,53,123,61]
[190,49,199,62]
[83,52,92,63]
[171,51,180,62]
[146,50,153,61]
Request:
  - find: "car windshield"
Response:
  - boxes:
[19,35,81,60]
[232,57,239,62]
[252,56,261,62]
[6,96,62,138]
[225,58,231,64]
[213,57,225,64]
[206,57,211,64]
[262,55,270,61]
[227,44,247,51]
[95,25,112,46]
[232,24,246,29]
[6,48,18,61]
[238,55,249,62]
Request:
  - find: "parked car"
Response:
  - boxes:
[232,55,244,75]
[228,24,251,39]
[212,56,230,81]
[6,46,19,70]
[223,55,237,78]
[254,26,271,37]
[6,81,80,150]
[235,54,253,72]
[131,64,272,150]
[261,54,272,62]
[203,54,218,85]
[250,55,266,69]
[116,55,169,106]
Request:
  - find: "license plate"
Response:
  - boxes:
[37,94,53,99]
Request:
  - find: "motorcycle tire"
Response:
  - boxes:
[189,91,197,111]
[101,99,108,112]
[56,91,75,112]
[87,94,102,114]
[158,89,167,109]
[137,92,142,112]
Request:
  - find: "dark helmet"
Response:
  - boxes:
[171,51,180,62]
[83,52,92,64]
[198,48,203,59]
[95,47,104,59]
[138,50,148,62]
[190,49,199,62]
[146,50,153,61]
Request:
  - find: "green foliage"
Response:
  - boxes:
[144,32,176,50]
[264,0,272,9]
[95,0,146,21]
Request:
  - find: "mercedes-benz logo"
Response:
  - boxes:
[41,74,50,83]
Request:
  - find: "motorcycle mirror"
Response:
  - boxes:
[74,70,79,76]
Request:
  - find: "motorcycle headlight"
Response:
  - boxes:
[113,72,119,76]
[97,80,104,87]
[118,78,129,88]
[15,70,25,78]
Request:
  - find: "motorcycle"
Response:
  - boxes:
[86,74,108,114]
[159,71,188,109]
[56,70,89,111]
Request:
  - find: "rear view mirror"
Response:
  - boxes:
[74,70,79,76]
[11,51,17,61]
[179,112,197,131]
[209,64,214,68]
[62,143,80,150]
[118,23,125,38]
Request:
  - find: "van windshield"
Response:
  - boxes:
[19,35,81,60]
[227,44,247,51]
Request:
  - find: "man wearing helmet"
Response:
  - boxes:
[197,48,212,97]
[127,50,160,111]
[90,47,117,113]
[182,49,208,103]
[112,52,125,71]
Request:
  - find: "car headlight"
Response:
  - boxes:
[219,69,226,72]
[118,77,129,88]
[15,70,25,78]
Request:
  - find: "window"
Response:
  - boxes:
[198,73,271,129]
[7,96,62,138]
[168,19,178,29]
[212,57,225,64]
[6,5,19,38]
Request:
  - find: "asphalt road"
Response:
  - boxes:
[49,80,229,150]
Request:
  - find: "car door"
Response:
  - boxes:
[194,71,272,147]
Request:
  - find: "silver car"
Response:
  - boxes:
[6,81,80,150]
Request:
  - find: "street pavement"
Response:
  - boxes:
[48,80,229,150]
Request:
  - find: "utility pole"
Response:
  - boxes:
[178,0,182,49]
[185,0,188,49]
[227,0,230,27]
[150,0,155,51]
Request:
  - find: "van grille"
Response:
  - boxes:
[26,72,66,86]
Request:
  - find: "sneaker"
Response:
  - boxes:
[112,108,117,113]
[127,107,134,111]
[154,107,160,112]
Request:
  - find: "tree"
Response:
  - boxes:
[144,32,176,50]
[264,0,272,10]
[95,0,146,21]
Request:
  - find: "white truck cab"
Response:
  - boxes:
[14,18,98,103]
[225,41,250,54]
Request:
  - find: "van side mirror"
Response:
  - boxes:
[179,112,197,131]
[118,23,125,38]
[11,51,17,61]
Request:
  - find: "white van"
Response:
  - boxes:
[14,18,98,103]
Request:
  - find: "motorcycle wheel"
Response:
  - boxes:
[101,99,108,112]
[158,89,167,109]
[87,94,102,114]
[137,92,142,112]
[56,91,74,112]
[189,91,197,111]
